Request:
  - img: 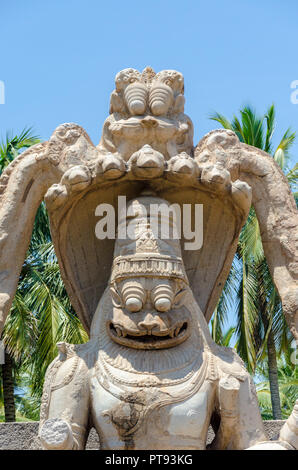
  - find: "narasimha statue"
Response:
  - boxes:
[0,67,297,450]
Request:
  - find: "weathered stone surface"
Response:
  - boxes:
[0,422,100,450]
[0,67,297,450]
[0,68,296,339]
[37,194,297,450]
[0,421,286,450]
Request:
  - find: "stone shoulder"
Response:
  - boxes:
[44,339,98,383]
[213,345,250,382]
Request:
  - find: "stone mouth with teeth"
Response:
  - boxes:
[108,321,189,350]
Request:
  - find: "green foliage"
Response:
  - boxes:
[211,104,297,417]
[256,357,298,419]
[0,127,40,173]
[210,264,238,343]
[0,129,88,421]
[2,203,89,412]
[210,104,296,160]
[1,113,296,421]
[210,104,296,365]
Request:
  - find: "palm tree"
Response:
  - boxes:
[0,128,88,421]
[211,322,236,348]
[256,354,298,420]
[0,127,40,172]
[210,105,297,419]
[0,128,40,422]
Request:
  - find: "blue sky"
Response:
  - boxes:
[1,1,297,333]
[1,0,298,164]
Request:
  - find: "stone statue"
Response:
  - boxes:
[0,67,297,450]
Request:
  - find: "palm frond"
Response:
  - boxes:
[2,293,38,362]
[264,104,276,154]
[0,127,40,173]
[239,208,263,263]
[235,257,260,372]
[209,112,233,130]
[239,106,264,149]
[274,128,296,170]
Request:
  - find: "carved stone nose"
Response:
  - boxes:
[138,314,160,334]
[140,117,158,128]
[138,156,159,168]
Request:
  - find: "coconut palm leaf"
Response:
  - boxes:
[264,104,275,154]
[209,112,233,131]
[211,261,239,343]
[0,128,88,421]
[210,104,296,416]
[2,294,38,362]
[274,128,296,169]
[256,358,298,419]
[235,257,260,372]
[0,127,40,172]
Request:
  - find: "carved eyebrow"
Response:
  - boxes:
[172,288,187,306]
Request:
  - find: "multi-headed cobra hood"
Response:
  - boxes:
[0,67,296,343]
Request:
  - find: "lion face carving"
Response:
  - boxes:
[107,276,191,350]
[99,67,192,161]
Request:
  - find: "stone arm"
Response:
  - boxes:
[195,130,298,341]
[208,374,268,450]
[38,344,90,450]
[208,372,297,450]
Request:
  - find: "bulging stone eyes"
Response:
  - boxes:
[121,282,175,313]
[125,297,143,312]
[122,283,145,312]
[125,295,172,313]
[124,82,147,116]
[152,284,174,312]
[154,297,171,312]
[149,82,174,116]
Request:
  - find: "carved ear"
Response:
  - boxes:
[109,284,122,308]
[173,288,188,308]
[109,91,125,114]
[173,94,185,114]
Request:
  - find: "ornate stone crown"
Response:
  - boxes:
[110,254,188,284]
[110,194,189,285]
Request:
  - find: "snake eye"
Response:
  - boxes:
[125,297,143,312]
[155,297,171,312]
